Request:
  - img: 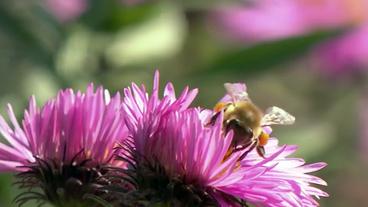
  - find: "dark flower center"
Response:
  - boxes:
[103,158,217,207]
[14,153,110,207]
[99,140,244,207]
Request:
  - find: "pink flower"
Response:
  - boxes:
[213,0,368,76]
[122,71,198,155]
[213,0,367,42]
[225,138,328,207]
[118,72,328,206]
[312,24,368,76]
[0,84,127,205]
[44,0,88,23]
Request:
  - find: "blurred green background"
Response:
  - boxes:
[0,0,367,206]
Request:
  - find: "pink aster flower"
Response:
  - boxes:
[0,84,127,206]
[212,0,368,77]
[311,24,368,77]
[110,72,327,206]
[227,138,328,207]
[122,71,198,155]
[44,0,88,23]
[213,0,367,42]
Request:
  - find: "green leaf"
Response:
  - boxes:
[0,1,56,66]
[81,0,158,32]
[205,31,340,75]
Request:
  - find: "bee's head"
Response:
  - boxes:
[225,119,254,147]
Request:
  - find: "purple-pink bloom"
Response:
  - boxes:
[225,138,328,207]
[213,0,367,42]
[213,0,368,77]
[44,0,88,23]
[122,71,198,155]
[151,110,328,206]
[0,84,128,205]
[311,24,368,76]
[0,84,127,172]
[120,72,328,206]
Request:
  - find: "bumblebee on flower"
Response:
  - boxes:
[211,83,295,159]
[0,71,328,207]
[107,72,327,207]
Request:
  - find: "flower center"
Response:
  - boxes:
[100,141,217,207]
[14,154,109,207]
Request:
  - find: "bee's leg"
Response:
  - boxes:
[237,141,257,161]
[233,140,252,152]
[206,112,221,126]
[256,146,266,158]
[223,143,248,162]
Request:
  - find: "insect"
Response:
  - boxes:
[213,83,295,160]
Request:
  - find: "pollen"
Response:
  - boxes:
[214,102,226,112]
[259,131,269,146]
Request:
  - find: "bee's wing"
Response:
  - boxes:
[261,106,295,126]
[224,83,250,102]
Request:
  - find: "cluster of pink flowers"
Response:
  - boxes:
[213,0,368,77]
[0,72,327,206]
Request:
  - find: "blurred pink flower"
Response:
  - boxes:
[119,72,328,206]
[214,0,368,42]
[213,0,368,76]
[312,24,368,76]
[45,0,88,22]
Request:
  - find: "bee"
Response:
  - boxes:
[213,83,295,160]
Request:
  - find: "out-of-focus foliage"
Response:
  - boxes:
[0,0,367,206]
